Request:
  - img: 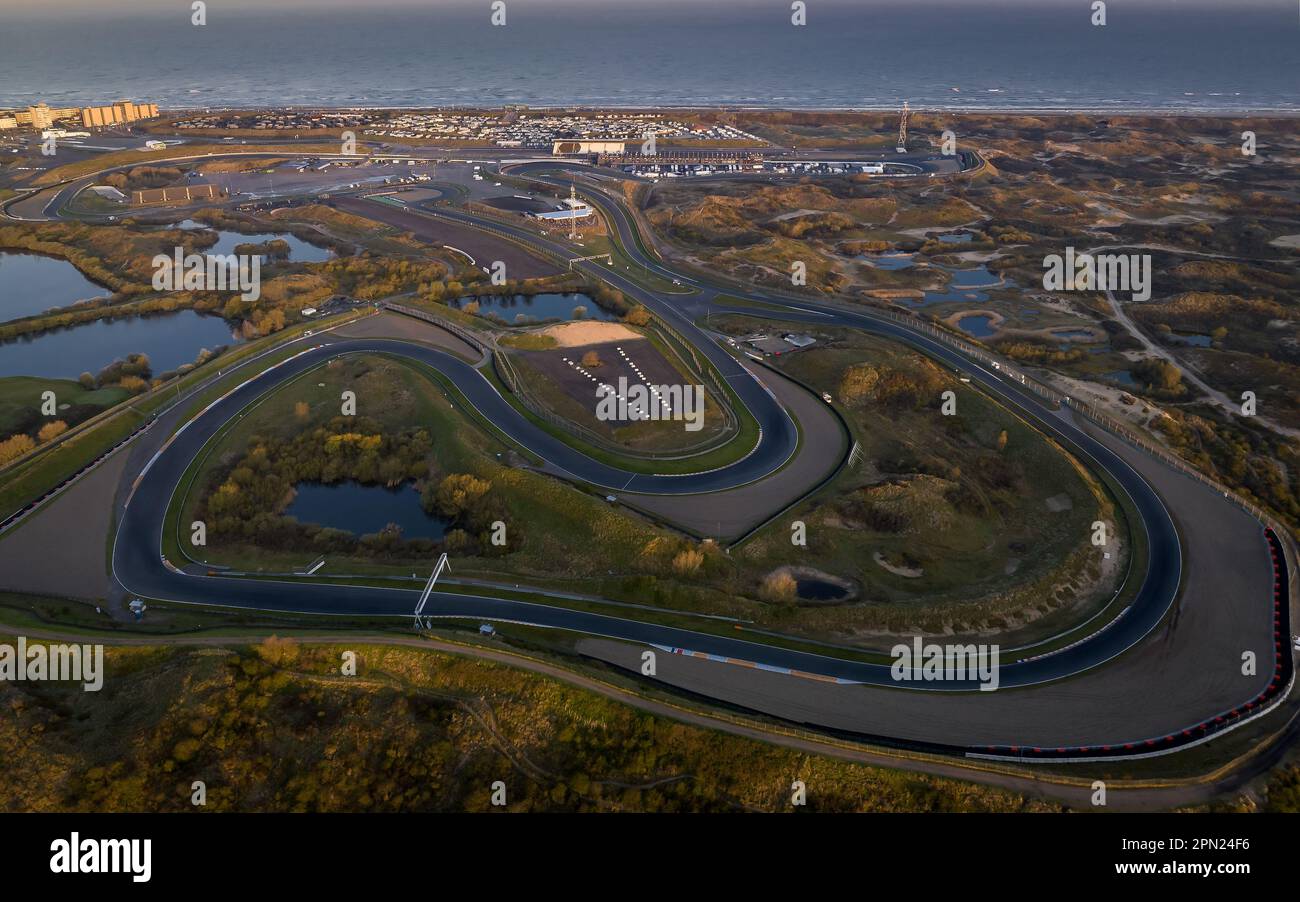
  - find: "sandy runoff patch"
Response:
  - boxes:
[538,321,640,348]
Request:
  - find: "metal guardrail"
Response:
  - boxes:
[381,301,489,354]
[646,321,738,435]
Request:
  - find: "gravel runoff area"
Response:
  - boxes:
[537,321,640,348]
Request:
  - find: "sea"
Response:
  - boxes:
[1,1,1297,113]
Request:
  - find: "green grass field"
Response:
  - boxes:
[0,377,129,437]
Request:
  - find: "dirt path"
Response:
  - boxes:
[1078,240,1299,439]
[1101,284,1300,440]
[12,622,1278,811]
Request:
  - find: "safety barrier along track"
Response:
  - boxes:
[972,527,1294,762]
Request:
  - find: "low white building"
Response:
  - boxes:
[88,185,127,201]
[532,199,594,221]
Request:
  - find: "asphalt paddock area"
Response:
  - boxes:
[333,195,561,279]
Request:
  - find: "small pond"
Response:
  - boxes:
[450,292,614,325]
[796,578,851,602]
[908,264,1005,307]
[171,220,332,262]
[956,313,998,338]
[283,480,451,540]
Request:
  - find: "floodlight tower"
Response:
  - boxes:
[896,101,910,153]
[567,181,581,241]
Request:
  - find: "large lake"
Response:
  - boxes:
[0,252,111,322]
[0,310,239,379]
[284,480,450,540]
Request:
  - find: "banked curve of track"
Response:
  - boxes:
[116,331,1179,698]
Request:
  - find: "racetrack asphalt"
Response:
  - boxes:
[111,331,1181,694]
[5,149,1289,762]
